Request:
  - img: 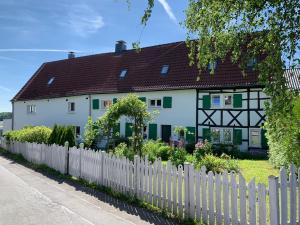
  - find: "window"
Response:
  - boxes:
[75,126,80,136]
[101,100,112,109]
[211,95,221,108]
[247,58,257,69]
[224,94,233,107]
[119,69,127,78]
[68,102,75,112]
[208,60,217,71]
[148,99,162,108]
[47,77,55,85]
[211,128,221,143]
[161,65,169,75]
[27,105,36,114]
[223,128,233,143]
[250,129,261,147]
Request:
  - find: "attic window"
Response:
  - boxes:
[48,77,55,85]
[120,69,127,78]
[161,65,169,75]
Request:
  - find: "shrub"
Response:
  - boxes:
[195,154,239,173]
[157,145,172,161]
[4,126,52,144]
[141,140,165,162]
[114,143,135,161]
[170,148,187,167]
[185,142,195,154]
[194,140,213,161]
[48,125,75,147]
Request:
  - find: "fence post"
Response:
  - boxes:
[64,141,69,175]
[184,162,190,218]
[269,176,279,225]
[101,151,105,186]
[134,155,138,198]
[79,143,84,178]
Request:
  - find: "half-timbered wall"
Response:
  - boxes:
[196,88,269,151]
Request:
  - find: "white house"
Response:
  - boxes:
[12,41,269,152]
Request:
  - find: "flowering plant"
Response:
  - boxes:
[194,140,213,160]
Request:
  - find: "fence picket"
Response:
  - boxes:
[2,137,300,225]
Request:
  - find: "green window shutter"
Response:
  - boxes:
[113,98,118,104]
[113,123,120,137]
[203,95,211,109]
[138,97,146,103]
[92,99,99,110]
[186,127,196,144]
[261,129,268,149]
[125,123,133,137]
[233,94,243,108]
[233,129,242,145]
[163,97,172,108]
[202,128,211,141]
[148,124,157,140]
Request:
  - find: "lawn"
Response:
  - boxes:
[238,160,279,186]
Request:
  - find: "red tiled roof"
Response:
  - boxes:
[13,41,260,101]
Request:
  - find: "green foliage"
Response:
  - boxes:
[0,112,12,121]
[170,148,187,167]
[114,143,135,161]
[194,140,213,161]
[84,117,100,148]
[97,94,153,155]
[173,126,187,137]
[140,140,172,162]
[195,154,239,174]
[48,125,75,147]
[4,126,52,144]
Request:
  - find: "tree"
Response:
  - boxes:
[0,112,12,121]
[97,94,152,156]
[130,0,300,167]
[84,117,100,148]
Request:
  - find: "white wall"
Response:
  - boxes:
[91,89,196,138]
[14,95,90,134]
[13,89,197,139]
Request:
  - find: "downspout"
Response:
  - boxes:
[11,100,14,130]
[88,94,91,117]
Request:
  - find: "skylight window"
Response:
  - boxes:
[161,65,169,75]
[120,69,128,78]
[48,77,55,85]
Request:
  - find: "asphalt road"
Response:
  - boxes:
[0,156,177,225]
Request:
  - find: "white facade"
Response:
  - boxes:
[13,89,197,140]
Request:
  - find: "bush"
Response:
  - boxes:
[195,154,239,173]
[48,125,75,147]
[194,140,213,160]
[157,145,172,161]
[4,126,52,144]
[170,148,187,167]
[114,143,135,161]
[185,143,195,154]
[142,140,166,162]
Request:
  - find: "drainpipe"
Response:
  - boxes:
[11,101,14,130]
[88,94,91,117]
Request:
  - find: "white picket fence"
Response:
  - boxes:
[0,137,299,225]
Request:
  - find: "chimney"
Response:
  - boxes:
[115,40,127,53]
[68,51,75,59]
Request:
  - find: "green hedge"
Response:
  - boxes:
[48,125,75,147]
[4,126,52,144]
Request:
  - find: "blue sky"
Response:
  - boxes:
[0,0,188,112]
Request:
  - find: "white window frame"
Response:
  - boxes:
[211,94,222,108]
[211,127,221,144]
[101,100,112,110]
[68,102,75,112]
[148,98,162,108]
[249,128,261,147]
[27,105,36,114]
[223,128,233,144]
[223,94,233,108]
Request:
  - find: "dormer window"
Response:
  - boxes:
[161,65,169,75]
[247,58,257,69]
[208,60,217,71]
[120,69,127,78]
[48,77,55,85]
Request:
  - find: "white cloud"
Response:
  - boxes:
[157,0,177,23]
[64,4,105,37]
[0,56,20,62]
[0,85,12,92]
[0,49,82,53]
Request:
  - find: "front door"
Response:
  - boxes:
[161,125,171,143]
